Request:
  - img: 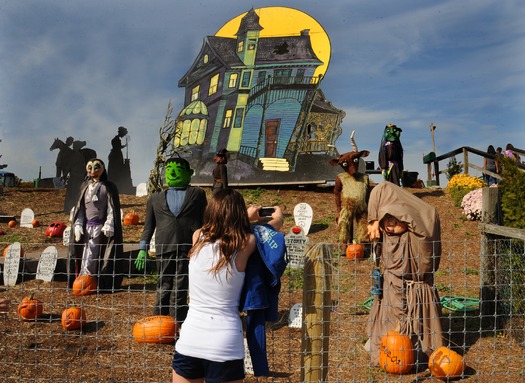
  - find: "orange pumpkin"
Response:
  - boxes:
[3,244,25,257]
[72,275,98,296]
[132,315,177,344]
[123,212,140,225]
[428,347,465,380]
[61,307,86,330]
[17,293,44,320]
[346,242,365,259]
[8,220,16,228]
[379,324,415,374]
[31,219,40,227]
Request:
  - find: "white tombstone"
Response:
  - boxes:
[36,246,58,282]
[293,202,313,235]
[243,338,254,375]
[136,182,148,197]
[62,226,71,246]
[20,208,35,228]
[52,177,65,189]
[149,230,157,255]
[288,303,303,328]
[284,226,310,269]
[3,242,21,287]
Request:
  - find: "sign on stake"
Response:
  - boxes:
[3,242,21,287]
[36,246,58,282]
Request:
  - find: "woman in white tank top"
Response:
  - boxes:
[172,188,283,383]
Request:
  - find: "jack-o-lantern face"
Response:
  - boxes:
[86,159,105,181]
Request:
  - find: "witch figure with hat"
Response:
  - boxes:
[212,148,229,194]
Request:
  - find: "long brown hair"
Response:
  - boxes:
[190,188,251,274]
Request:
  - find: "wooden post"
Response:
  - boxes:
[463,148,469,175]
[434,160,440,186]
[301,243,332,383]
[479,187,500,329]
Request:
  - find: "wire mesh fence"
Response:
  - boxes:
[1,237,524,382]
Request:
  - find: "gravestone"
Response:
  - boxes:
[20,208,35,228]
[285,226,310,269]
[293,202,313,235]
[288,302,303,328]
[149,230,157,255]
[243,338,254,375]
[3,242,21,287]
[136,182,148,197]
[62,226,71,246]
[36,246,58,282]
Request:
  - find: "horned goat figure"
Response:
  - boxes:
[329,131,371,245]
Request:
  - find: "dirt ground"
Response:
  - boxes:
[0,184,523,382]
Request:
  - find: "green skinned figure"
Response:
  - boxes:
[135,158,207,323]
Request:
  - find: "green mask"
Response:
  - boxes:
[165,161,193,187]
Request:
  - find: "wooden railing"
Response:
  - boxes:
[423,146,525,186]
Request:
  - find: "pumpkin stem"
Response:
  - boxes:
[395,320,401,333]
[29,292,35,300]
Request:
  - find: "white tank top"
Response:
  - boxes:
[175,241,246,362]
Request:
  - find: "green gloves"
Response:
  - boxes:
[135,250,149,271]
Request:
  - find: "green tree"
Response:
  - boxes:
[446,156,463,181]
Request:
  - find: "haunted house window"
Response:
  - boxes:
[257,71,267,85]
[241,71,251,88]
[234,108,244,128]
[274,69,292,84]
[295,69,305,84]
[223,109,233,128]
[209,73,219,96]
[228,73,238,88]
[191,85,200,101]
[237,40,244,52]
[248,39,256,50]
[174,119,207,147]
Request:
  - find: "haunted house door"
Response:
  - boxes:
[265,120,280,157]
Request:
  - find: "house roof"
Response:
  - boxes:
[179,33,322,86]
[235,8,263,35]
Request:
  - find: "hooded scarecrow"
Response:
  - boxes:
[366,181,443,366]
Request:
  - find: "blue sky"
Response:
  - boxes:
[1,0,524,186]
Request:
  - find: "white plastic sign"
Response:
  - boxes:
[62,226,71,246]
[288,303,303,328]
[293,203,313,235]
[20,208,35,228]
[243,338,254,375]
[136,182,148,197]
[36,246,58,282]
[3,242,21,287]
[284,227,309,269]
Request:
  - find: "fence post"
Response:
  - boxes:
[463,148,469,175]
[480,187,500,329]
[301,243,332,383]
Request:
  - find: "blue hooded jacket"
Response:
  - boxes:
[240,224,287,376]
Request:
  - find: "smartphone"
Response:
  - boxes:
[259,207,275,217]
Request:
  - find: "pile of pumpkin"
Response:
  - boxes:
[17,274,177,343]
[379,325,466,380]
[17,292,86,331]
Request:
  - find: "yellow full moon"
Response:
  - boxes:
[215,6,331,78]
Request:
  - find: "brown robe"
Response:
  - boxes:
[367,181,443,365]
